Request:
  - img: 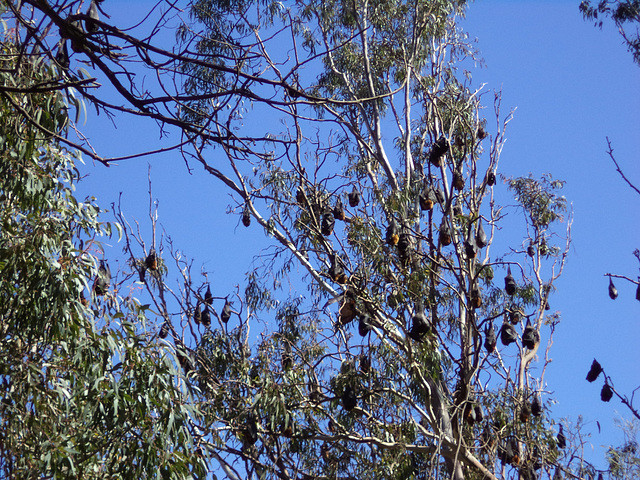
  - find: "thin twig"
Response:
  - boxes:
[606,137,640,196]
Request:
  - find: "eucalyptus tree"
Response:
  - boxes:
[168,1,578,479]
[0,19,206,479]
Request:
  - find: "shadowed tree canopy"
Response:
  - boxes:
[2,0,626,479]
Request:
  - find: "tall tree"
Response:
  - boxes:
[162,1,578,479]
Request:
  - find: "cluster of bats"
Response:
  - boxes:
[586,358,614,402]
[92,246,234,342]
[259,135,549,430]
[277,134,545,394]
[482,266,540,354]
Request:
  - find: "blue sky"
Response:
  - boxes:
[74,0,639,471]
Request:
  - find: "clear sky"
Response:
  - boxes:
[74,0,640,472]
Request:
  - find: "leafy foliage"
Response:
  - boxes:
[0,23,204,479]
[606,419,640,479]
[580,0,640,65]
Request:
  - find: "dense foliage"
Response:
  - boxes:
[0,19,205,479]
